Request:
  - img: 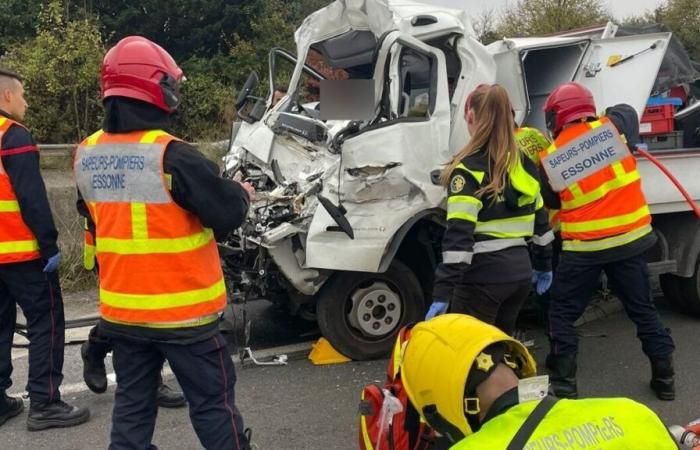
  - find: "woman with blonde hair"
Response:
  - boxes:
[426,84,553,334]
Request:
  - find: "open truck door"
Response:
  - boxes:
[574,33,671,120]
[308,30,452,360]
[490,32,671,132]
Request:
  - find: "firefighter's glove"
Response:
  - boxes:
[425,301,449,320]
[531,270,553,295]
[43,252,62,273]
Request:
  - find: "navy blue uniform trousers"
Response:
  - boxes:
[109,333,248,450]
[548,251,675,358]
[0,259,65,404]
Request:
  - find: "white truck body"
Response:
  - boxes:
[224,0,700,359]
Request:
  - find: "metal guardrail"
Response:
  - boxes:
[40,144,76,158]
[39,142,222,158]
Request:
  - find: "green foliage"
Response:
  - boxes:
[0,0,104,143]
[0,0,43,55]
[497,0,610,37]
[173,67,235,141]
[87,0,257,62]
[658,0,700,60]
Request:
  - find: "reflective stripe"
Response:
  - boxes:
[360,391,375,450]
[532,230,555,246]
[0,200,19,212]
[101,279,226,310]
[563,224,653,252]
[535,194,544,210]
[442,251,473,264]
[131,203,148,239]
[140,129,168,144]
[473,238,526,253]
[85,130,104,146]
[0,239,39,254]
[456,163,485,183]
[102,313,220,329]
[561,170,640,210]
[560,205,650,233]
[447,196,482,222]
[96,228,215,255]
[84,244,95,271]
[475,214,535,237]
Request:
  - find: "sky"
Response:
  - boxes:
[417,0,664,21]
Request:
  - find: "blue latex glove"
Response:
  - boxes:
[425,301,449,320]
[531,270,553,295]
[43,252,62,273]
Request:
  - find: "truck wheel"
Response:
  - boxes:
[678,261,700,315]
[316,260,424,360]
[659,274,687,310]
[660,264,700,315]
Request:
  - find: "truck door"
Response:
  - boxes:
[305,31,452,272]
[574,33,672,119]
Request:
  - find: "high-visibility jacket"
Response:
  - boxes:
[73,129,226,329]
[0,117,41,264]
[515,127,560,230]
[540,117,651,252]
[442,154,553,264]
[515,127,550,166]
[450,397,676,449]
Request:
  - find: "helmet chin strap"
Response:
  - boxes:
[159,73,180,111]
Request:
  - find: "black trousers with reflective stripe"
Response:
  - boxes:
[0,259,65,404]
[109,333,249,450]
[548,251,675,358]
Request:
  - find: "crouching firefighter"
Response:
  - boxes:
[73,36,254,449]
[399,314,678,449]
[539,82,675,401]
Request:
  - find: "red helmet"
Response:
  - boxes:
[543,82,597,135]
[101,36,184,113]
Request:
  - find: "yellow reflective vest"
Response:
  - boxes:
[451,397,676,449]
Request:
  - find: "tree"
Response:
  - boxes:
[0,0,104,143]
[0,0,43,55]
[497,0,611,37]
[471,8,500,45]
[658,0,700,60]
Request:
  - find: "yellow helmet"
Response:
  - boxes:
[400,314,537,438]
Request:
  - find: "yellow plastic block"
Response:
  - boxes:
[308,337,351,365]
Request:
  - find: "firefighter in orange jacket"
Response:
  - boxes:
[73,37,253,449]
[539,82,675,401]
[0,68,90,430]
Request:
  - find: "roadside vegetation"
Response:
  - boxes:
[0,0,697,291]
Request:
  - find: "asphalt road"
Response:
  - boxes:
[3,295,699,449]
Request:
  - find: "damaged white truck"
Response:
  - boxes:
[222,0,700,360]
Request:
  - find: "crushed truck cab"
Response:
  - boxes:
[222,0,698,360]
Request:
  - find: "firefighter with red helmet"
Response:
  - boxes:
[73,36,253,449]
[539,82,675,401]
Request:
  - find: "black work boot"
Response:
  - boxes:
[546,354,578,399]
[157,382,186,408]
[80,341,107,394]
[27,400,90,431]
[0,392,24,427]
[649,355,675,401]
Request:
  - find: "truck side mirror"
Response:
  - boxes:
[236,71,260,110]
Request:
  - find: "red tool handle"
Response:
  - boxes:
[637,148,700,220]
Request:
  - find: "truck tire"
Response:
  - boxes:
[316,260,424,360]
[660,265,700,315]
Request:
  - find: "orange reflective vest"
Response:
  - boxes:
[540,117,652,252]
[73,129,226,328]
[0,116,41,264]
